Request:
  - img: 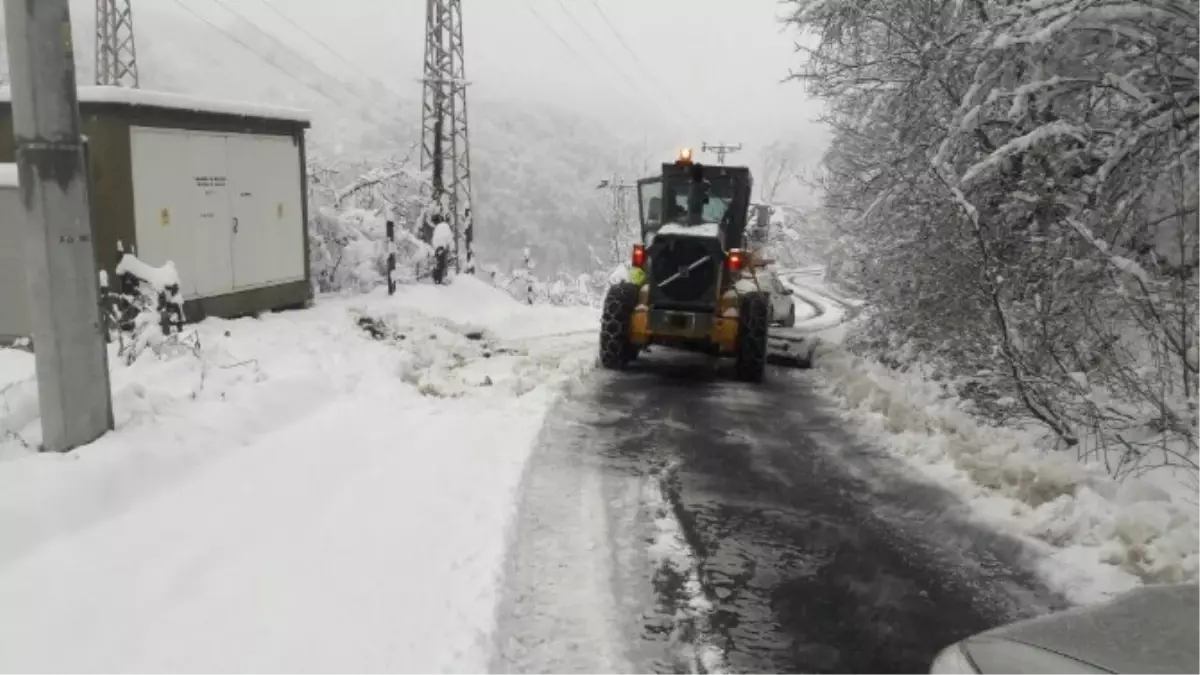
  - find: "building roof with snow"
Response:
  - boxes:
[0,86,310,125]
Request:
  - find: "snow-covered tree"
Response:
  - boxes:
[307,153,435,293]
[787,0,1198,476]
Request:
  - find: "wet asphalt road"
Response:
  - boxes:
[495,349,1067,674]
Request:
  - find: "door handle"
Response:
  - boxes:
[232,217,239,234]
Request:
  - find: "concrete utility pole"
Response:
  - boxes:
[4,0,114,452]
[597,176,635,263]
[420,0,476,274]
[94,0,139,87]
[702,141,743,165]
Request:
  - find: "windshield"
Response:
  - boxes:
[638,173,736,240]
[664,174,733,226]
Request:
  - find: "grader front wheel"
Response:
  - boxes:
[599,283,639,369]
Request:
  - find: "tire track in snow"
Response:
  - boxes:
[645,459,728,674]
[492,396,662,667]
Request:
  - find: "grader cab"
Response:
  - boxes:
[598,149,771,382]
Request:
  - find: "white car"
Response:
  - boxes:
[760,269,797,327]
[931,582,1199,674]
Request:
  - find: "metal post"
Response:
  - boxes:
[4,0,114,452]
[385,220,397,295]
[524,247,533,305]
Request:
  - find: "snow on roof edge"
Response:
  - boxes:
[0,86,311,124]
[0,163,18,189]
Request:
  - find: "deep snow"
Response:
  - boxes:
[0,276,597,672]
[4,265,1193,670]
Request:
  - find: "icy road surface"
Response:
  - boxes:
[492,275,1066,673]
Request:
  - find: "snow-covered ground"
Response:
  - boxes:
[798,274,1199,606]
[0,276,597,672]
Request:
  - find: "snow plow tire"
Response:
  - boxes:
[599,283,639,370]
[735,292,769,382]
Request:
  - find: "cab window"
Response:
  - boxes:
[638,179,663,234]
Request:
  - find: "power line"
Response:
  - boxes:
[206,0,366,104]
[587,0,700,127]
[252,0,405,102]
[522,1,662,124]
[550,0,656,103]
[191,0,397,130]
[166,0,342,106]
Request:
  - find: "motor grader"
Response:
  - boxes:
[598,149,772,382]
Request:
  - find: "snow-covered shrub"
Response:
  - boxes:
[787,0,1199,478]
[103,254,197,366]
[481,263,606,308]
[309,207,435,292]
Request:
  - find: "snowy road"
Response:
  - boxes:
[494,279,1067,673]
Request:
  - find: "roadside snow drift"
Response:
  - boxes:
[784,269,1196,606]
[814,348,1199,605]
[0,276,597,672]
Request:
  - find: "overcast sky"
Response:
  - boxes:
[5,1,828,174]
[144,0,830,164]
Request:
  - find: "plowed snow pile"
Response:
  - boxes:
[815,346,1198,605]
[0,276,597,672]
[783,271,1196,606]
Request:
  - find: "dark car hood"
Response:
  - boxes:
[971,583,1199,674]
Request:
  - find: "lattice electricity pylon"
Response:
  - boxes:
[95,0,140,87]
[420,0,475,273]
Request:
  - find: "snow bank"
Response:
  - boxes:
[368,275,598,342]
[814,347,1199,605]
[0,277,599,671]
[0,348,33,389]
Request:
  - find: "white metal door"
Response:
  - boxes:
[227,133,305,289]
[226,133,271,289]
[187,132,235,298]
[129,127,198,297]
[261,135,306,284]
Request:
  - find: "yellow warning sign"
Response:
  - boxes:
[277,203,284,219]
[160,208,170,226]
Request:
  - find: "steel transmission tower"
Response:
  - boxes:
[94,0,140,87]
[596,176,635,264]
[420,0,475,273]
